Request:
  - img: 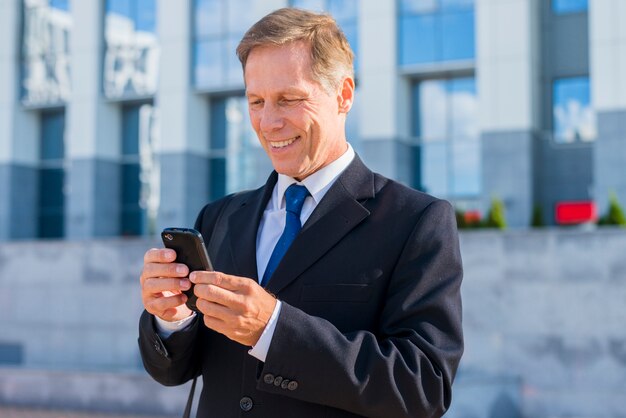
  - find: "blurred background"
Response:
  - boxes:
[0,0,625,417]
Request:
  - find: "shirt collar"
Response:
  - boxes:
[275,143,355,210]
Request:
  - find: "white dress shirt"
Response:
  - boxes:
[156,143,356,362]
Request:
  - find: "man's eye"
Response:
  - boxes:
[249,100,263,107]
[281,99,301,105]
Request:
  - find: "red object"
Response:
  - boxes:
[555,201,597,224]
[464,210,481,224]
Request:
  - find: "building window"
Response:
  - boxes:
[290,0,359,69]
[412,77,480,199]
[21,0,72,106]
[399,0,475,66]
[553,77,596,143]
[104,0,159,99]
[39,109,66,238]
[209,96,266,201]
[120,103,158,236]
[193,0,270,89]
[552,0,587,14]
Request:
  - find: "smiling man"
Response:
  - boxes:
[138,8,463,418]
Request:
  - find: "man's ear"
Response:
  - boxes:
[337,76,355,114]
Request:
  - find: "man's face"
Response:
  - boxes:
[244,42,352,180]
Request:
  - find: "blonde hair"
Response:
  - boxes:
[236,8,354,92]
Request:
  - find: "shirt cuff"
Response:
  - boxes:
[154,312,197,339]
[248,300,282,362]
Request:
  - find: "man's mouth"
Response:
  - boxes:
[269,136,300,149]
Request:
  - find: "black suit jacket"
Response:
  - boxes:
[139,155,463,418]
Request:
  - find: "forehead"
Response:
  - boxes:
[244,42,318,93]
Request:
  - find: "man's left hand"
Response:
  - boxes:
[190,271,277,346]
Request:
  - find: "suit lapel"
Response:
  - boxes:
[266,155,375,294]
[226,172,277,281]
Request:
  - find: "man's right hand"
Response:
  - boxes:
[140,248,194,322]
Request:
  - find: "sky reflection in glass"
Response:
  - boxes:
[553,77,596,143]
[414,78,480,198]
[399,0,474,65]
[552,0,587,14]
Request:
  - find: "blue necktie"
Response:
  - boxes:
[261,184,310,287]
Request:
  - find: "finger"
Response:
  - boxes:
[196,298,232,320]
[143,277,191,295]
[142,262,189,281]
[194,283,243,309]
[190,271,248,292]
[144,248,177,264]
[145,292,188,315]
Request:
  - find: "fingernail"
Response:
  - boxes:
[177,265,186,274]
[189,272,196,282]
[180,279,190,290]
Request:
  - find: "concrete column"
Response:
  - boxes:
[66,0,121,239]
[477,0,540,227]
[358,0,411,182]
[0,0,39,240]
[589,0,626,215]
[156,0,209,230]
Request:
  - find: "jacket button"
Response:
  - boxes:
[273,376,283,386]
[239,396,253,412]
[263,373,275,384]
[281,379,290,390]
[287,380,298,391]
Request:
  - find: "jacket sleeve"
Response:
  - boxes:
[138,309,202,386]
[137,202,216,386]
[257,200,464,418]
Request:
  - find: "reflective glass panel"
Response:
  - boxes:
[292,0,325,12]
[440,0,473,11]
[400,0,438,14]
[552,0,587,14]
[399,0,475,66]
[41,109,65,160]
[194,40,223,88]
[209,96,268,200]
[417,80,447,141]
[399,14,437,65]
[553,77,596,143]
[22,0,72,105]
[104,0,159,98]
[413,78,480,198]
[136,0,157,33]
[328,0,358,21]
[120,103,158,235]
[38,110,66,239]
[195,0,222,37]
[441,11,474,61]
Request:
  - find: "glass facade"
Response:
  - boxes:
[104,0,159,99]
[552,0,587,14]
[553,76,596,143]
[21,0,72,106]
[38,110,66,238]
[209,96,266,201]
[399,0,475,66]
[120,103,159,235]
[193,0,268,89]
[412,77,480,199]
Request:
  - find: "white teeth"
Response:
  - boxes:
[270,136,298,148]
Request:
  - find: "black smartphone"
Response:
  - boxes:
[161,227,213,312]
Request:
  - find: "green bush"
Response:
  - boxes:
[483,197,507,229]
[531,204,544,228]
[598,193,626,226]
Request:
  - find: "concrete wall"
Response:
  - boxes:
[1,231,626,417]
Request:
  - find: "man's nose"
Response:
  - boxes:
[260,104,284,133]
